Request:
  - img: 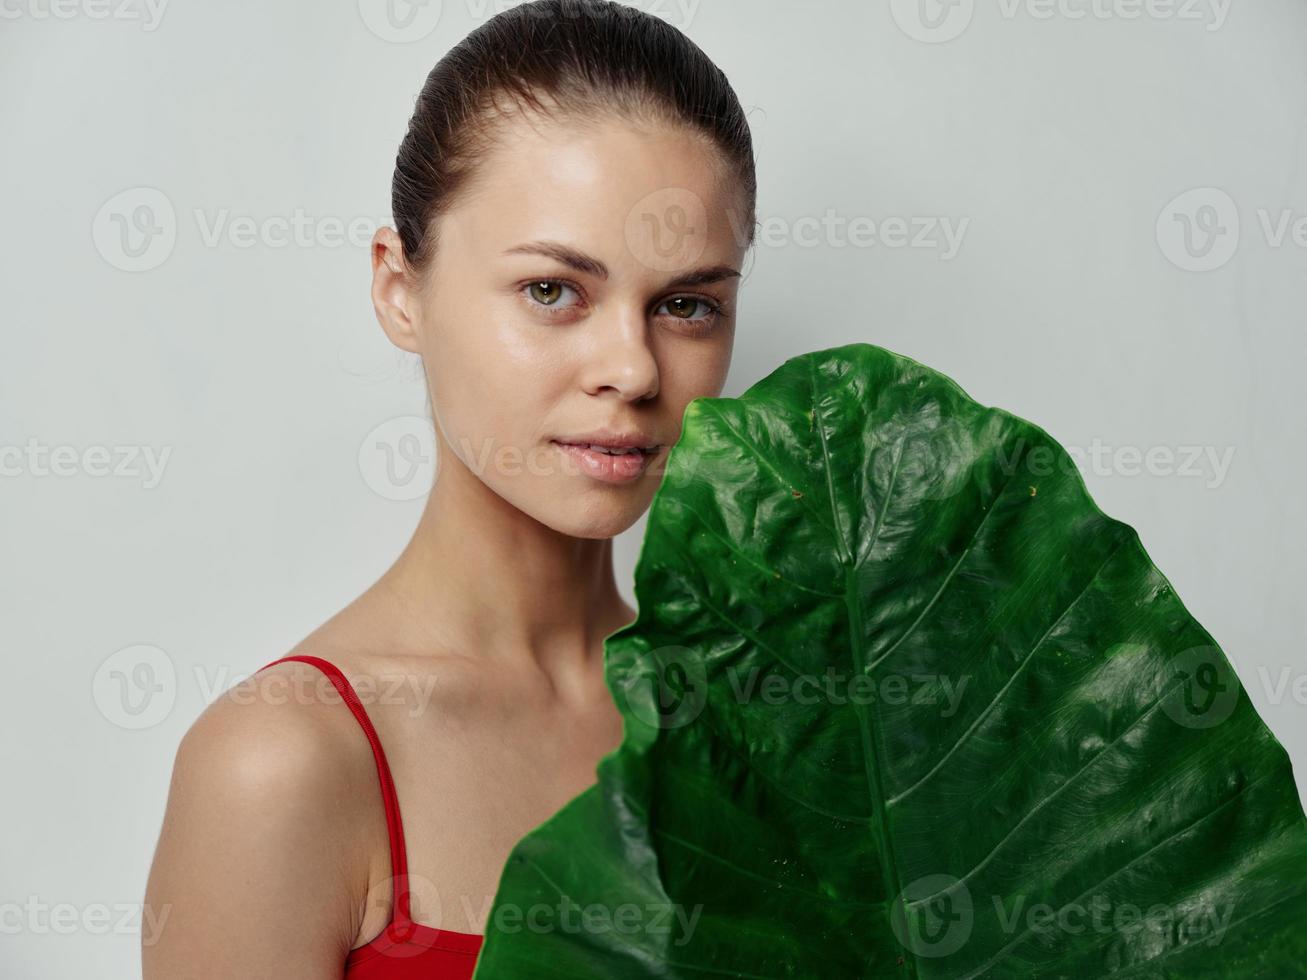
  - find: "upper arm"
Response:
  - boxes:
[142,670,366,980]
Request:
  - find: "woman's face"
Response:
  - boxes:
[375,111,749,539]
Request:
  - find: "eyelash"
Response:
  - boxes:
[518,278,726,335]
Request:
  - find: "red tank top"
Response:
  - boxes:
[255,654,484,978]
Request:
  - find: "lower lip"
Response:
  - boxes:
[552,441,656,484]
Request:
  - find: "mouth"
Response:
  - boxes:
[550,440,662,483]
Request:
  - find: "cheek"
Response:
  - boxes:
[435,293,562,380]
[661,331,734,404]
[422,312,558,464]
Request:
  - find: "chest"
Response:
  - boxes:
[363,698,624,936]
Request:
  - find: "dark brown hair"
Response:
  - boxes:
[391,0,757,280]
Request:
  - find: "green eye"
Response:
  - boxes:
[658,296,720,323]
[528,281,564,305]
[665,297,700,319]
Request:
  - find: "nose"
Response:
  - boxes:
[579,304,660,401]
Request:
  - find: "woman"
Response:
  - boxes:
[141,1,756,977]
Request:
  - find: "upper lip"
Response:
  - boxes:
[553,429,662,451]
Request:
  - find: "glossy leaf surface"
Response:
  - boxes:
[473,343,1307,979]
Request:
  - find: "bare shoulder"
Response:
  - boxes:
[143,662,378,979]
[163,655,377,827]
[179,659,372,787]
[171,658,400,852]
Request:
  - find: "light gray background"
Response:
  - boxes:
[3,1,1305,976]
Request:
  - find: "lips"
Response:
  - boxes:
[569,443,648,456]
[552,440,659,484]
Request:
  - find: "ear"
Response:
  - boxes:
[370,226,422,354]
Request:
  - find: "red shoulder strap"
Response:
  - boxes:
[255,655,413,932]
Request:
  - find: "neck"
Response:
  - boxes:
[376,429,635,687]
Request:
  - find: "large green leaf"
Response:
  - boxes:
[472,342,1307,978]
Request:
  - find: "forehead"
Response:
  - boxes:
[437,111,747,277]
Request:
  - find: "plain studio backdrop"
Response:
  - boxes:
[3,1,1306,976]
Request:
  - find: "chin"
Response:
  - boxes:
[540,498,649,540]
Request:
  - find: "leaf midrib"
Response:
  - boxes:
[809,357,915,979]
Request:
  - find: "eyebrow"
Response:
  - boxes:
[503,240,742,289]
